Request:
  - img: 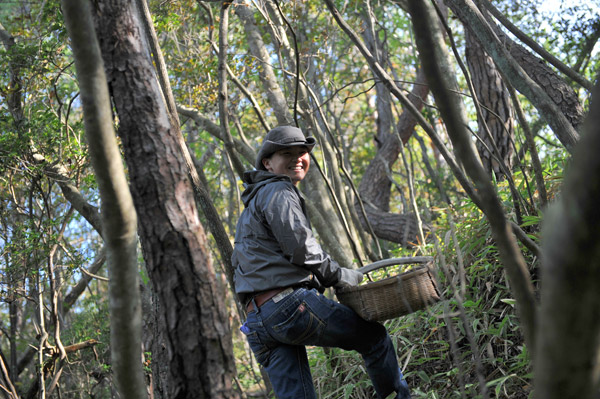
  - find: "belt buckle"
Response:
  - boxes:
[272,287,293,303]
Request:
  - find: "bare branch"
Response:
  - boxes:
[31,153,103,237]
[323,0,482,210]
[176,105,256,167]
[63,248,107,313]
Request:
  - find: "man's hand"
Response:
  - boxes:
[335,268,364,289]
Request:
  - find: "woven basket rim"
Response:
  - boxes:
[335,262,440,321]
[336,263,433,294]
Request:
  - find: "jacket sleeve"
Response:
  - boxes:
[263,184,341,287]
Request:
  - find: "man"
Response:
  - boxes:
[232,126,411,399]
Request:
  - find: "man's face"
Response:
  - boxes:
[262,146,310,185]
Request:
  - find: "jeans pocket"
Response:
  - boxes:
[271,301,324,345]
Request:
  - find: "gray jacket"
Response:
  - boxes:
[232,170,341,301]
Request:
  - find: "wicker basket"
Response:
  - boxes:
[336,261,440,322]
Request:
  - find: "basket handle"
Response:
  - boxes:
[357,256,433,274]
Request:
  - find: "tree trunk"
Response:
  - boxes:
[358,67,429,213]
[358,5,395,213]
[235,4,292,127]
[535,82,600,399]
[444,0,580,150]
[92,1,238,398]
[465,29,515,180]
[360,4,394,150]
[488,16,585,131]
[355,12,434,246]
[141,283,169,399]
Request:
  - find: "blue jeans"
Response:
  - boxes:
[241,287,411,399]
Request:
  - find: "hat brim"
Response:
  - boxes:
[255,136,316,170]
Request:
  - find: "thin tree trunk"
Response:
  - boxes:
[357,67,429,219]
[358,4,396,213]
[535,82,600,399]
[61,0,146,398]
[235,4,292,127]
[360,2,394,149]
[465,29,515,180]
[217,2,245,179]
[353,14,433,246]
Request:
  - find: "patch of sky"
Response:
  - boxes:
[537,0,600,55]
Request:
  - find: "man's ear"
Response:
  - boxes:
[262,158,271,171]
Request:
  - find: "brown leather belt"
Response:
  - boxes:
[246,287,291,312]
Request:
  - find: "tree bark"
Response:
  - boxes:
[92,1,238,398]
[535,82,600,399]
[61,0,146,398]
[444,0,580,150]
[490,23,585,131]
[465,29,515,179]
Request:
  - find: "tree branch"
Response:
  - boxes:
[31,153,103,237]
[480,0,593,91]
[176,105,256,166]
[444,0,580,150]
[208,40,270,132]
[63,248,107,313]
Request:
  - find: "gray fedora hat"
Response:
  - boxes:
[255,126,317,170]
